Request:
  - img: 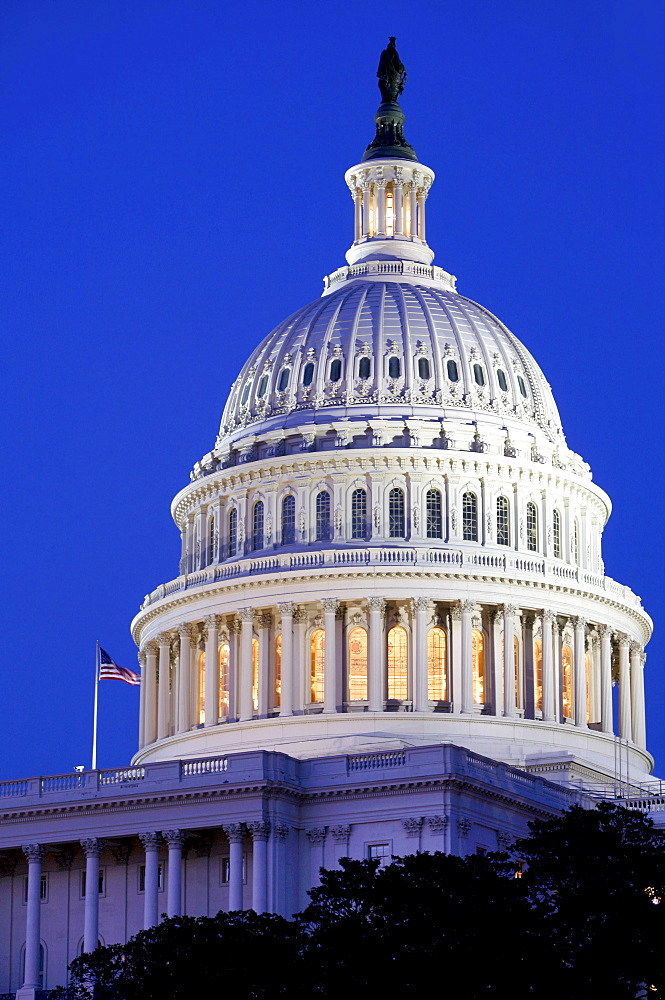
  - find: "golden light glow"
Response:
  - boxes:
[348,627,368,701]
[427,626,447,701]
[514,636,521,709]
[404,192,411,237]
[562,644,573,718]
[472,629,485,704]
[198,651,205,724]
[310,629,325,703]
[387,625,408,701]
[585,650,591,724]
[385,184,395,236]
[534,638,543,712]
[219,642,230,718]
[275,633,282,707]
[251,637,259,712]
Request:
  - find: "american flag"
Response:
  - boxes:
[99,647,140,686]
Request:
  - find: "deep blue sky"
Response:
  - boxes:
[1,1,664,779]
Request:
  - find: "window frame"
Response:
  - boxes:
[462,491,478,542]
[388,487,406,539]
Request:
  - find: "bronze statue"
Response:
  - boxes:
[377,37,406,103]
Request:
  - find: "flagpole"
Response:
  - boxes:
[92,640,100,771]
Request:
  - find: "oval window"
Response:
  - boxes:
[418,357,430,380]
[257,374,268,398]
[473,364,485,387]
[241,383,251,406]
[447,359,459,382]
[330,358,342,382]
[277,367,290,391]
[388,356,401,379]
[302,362,314,386]
[497,369,508,392]
[517,375,527,397]
[358,356,371,380]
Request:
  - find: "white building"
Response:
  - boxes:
[0,43,657,999]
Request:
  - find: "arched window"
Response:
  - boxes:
[427,626,447,701]
[274,633,282,708]
[251,637,259,712]
[473,364,485,386]
[257,373,268,398]
[228,507,238,558]
[240,382,251,407]
[21,943,45,988]
[218,642,230,719]
[198,650,205,724]
[302,361,315,386]
[447,359,459,382]
[281,494,296,545]
[418,357,431,380]
[310,629,325,703]
[348,627,368,701]
[472,629,485,704]
[497,369,508,392]
[534,638,543,713]
[329,358,342,382]
[358,356,371,380]
[351,488,367,539]
[562,643,573,719]
[553,510,562,558]
[496,496,510,546]
[517,375,527,397]
[388,355,401,379]
[526,502,538,552]
[252,500,264,551]
[316,491,331,541]
[426,488,443,538]
[277,367,290,392]
[389,487,405,538]
[462,492,478,542]
[387,625,408,701]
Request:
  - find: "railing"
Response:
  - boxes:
[181,757,228,776]
[40,775,84,793]
[0,780,30,797]
[99,767,145,785]
[347,750,407,772]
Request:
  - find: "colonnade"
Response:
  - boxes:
[138,599,647,751]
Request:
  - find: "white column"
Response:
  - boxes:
[157,633,171,740]
[503,605,518,718]
[635,652,647,749]
[139,832,161,928]
[598,624,614,734]
[143,641,158,746]
[450,603,462,712]
[362,184,371,237]
[81,839,102,953]
[412,598,429,711]
[248,821,270,914]
[204,615,220,727]
[137,649,147,749]
[278,603,295,717]
[417,190,426,240]
[618,634,632,741]
[257,613,272,717]
[490,610,503,717]
[353,188,362,241]
[460,600,474,713]
[293,607,307,712]
[227,618,239,721]
[176,624,192,733]
[322,599,339,713]
[394,180,404,235]
[409,184,417,238]
[553,618,562,722]
[630,642,646,748]
[541,611,556,723]
[239,608,255,722]
[573,617,587,728]
[376,179,386,235]
[163,830,184,918]
[224,824,245,911]
[20,844,44,992]
[368,597,385,712]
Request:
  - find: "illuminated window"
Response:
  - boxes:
[257,373,268,398]
[404,190,411,236]
[389,487,405,538]
[517,375,527,397]
[369,186,376,236]
[228,508,237,558]
[351,488,367,540]
[497,369,508,391]
[472,629,485,704]
[462,492,478,541]
[562,644,573,718]
[348,627,368,701]
[316,491,331,541]
[219,642,230,718]
[534,638,543,712]
[251,637,259,711]
[252,500,264,551]
[496,496,510,546]
[198,651,205,723]
[358,356,371,380]
[302,362,314,386]
[427,626,447,700]
[514,636,522,709]
[387,625,408,701]
[585,650,592,724]
[277,367,290,392]
[526,502,538,552]
[310,629,325,703]
[385,183,395,236]
[553,510,562,558]
[473,364,485,386]
[329,358,342,382]
[281,494,296,545]
[426,489,443,539]
[447,359,459,382]
[418,357,430,380]
[275,633,282,707]
[388,356,401,379]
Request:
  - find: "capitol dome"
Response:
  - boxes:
[131,50,651,788]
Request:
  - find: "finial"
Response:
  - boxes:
[363,38,418,162]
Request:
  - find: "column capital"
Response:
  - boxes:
[501,604,519,617]
[223,823,246,843]
[541,609,557,624]
[138,649,147,667]
[450,601,463,621]
[247,820,271,842]
[411,597,430,613]
[617,633,631,649]
[630,640,643,656]
[461,599,475,615]
[273,823,290,841]
[22,844,45,862]
[227,617,241,634]
[80,838,103,857]
[257,613,273,630]
[277,602,296,617]
[572,616,587,630]
[204,614,220,630]
[522,611,537,628]
[306,826,327,843]
[322,598,340,615]
[157,632,173,646]
[163,830,185,848]
[367,597,386,614]
[330,824,351,843]
[428,814,448,834]
[596,623,613,639]
[144,640,159,656]
[457,817,472,836]
[402,817,424,838]
[139,832,162,852]
[177,623,193,639]
[238,608,255,623]
[292,606,307,624]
